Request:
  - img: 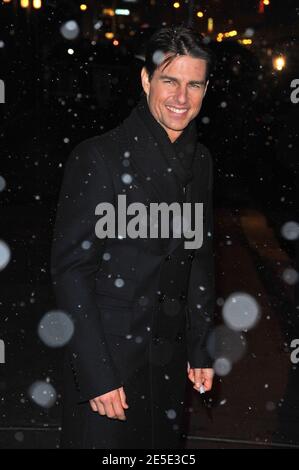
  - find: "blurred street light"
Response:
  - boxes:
[115,9,130,16]
[33,0,41,9]
[217,30,238,42]
[208,17,214,33]
[259,0,270,13]
[273,55,286,71]
[103,8,115,16]
[239,39,253,46]
[225,30,238,37]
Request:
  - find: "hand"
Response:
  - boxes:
[89,386,129,421]
[187,362,214,392]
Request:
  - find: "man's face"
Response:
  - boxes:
[141,54,209,143]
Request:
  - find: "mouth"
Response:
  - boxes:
[165,105,189,118]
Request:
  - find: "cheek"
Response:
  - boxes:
[157,88,171,102]
[192,94,205,110]
[155,91,171,111]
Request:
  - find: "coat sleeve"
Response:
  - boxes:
[50,139,122,402]
[186,148,215,368]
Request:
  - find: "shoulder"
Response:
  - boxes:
[70,127,120,158]
[67,125,123,169]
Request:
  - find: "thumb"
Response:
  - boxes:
[119,387,129,408]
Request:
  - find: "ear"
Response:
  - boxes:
[141,67,150,97]
[203,79,209,98]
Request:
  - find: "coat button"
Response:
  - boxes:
[179,292,186,301]
[175,332,184,342]
[188,253,195,261]
[158,292,166,303]
[165,255,172,261]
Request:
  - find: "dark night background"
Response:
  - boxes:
[0,0,299,449]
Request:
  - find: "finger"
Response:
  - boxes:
[119,388,129,409]
[113,396,127,421]
[203,376,214,392]
[202,369,214,391]
[203,381,212,392]
[103,401,117,419]
[188,369,195,384]
[187,362,190,373]
[194,370,203,389]
[89,400,98,412]
[96,400,106,416]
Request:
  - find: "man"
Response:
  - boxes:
[51,25,215,449]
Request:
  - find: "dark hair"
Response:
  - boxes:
[144,25,214,83]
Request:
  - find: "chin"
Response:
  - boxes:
[167,118,189,130]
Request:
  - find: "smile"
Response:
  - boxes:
[166,106,188,115]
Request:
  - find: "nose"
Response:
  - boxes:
[175,86,188,106]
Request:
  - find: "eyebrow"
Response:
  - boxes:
[159,75,206,85]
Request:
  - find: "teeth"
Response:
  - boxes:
[167,106,187,114]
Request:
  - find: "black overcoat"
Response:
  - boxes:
[51,99,215,449]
